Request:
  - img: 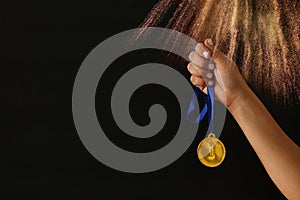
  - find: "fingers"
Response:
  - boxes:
[189,41,214,72]
[187,62,201,76]
[190,73,214,88]
[187,63,214,79]
[190,75,205,88]
[190,76,210,91]
[202,38,217,58]
[189,51,210,67]
[192,38,224,69]
[195,42,212,59]
[188,40,215,90]
[188,63,207,90]
[202,39,230,70]
[190,76,211,94]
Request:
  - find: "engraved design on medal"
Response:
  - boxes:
[197,133,226,167]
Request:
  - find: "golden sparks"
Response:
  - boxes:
[140,0,300,104]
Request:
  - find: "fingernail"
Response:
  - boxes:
[208,39,214,46]
[203,51,210,59]
[207,73,213,79]
[209,63,215,70]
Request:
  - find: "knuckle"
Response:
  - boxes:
[191,76,202,86]
[189,52,196,61]
[195,43,202,53]
[190,75,198,83]
[190,76,195,83]
[187,63,193,70]
[188,53,193,61]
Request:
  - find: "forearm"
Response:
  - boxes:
[228,82,300,199]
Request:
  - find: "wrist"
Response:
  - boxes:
[227,80,251,114]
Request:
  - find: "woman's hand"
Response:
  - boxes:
[188,40,300,200]
[187,39,248,110]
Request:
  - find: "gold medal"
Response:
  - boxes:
[197,133,226,167]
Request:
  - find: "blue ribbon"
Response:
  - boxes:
[187,41,214,133]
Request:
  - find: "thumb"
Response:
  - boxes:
[203,39,222,61]
[203,39,229,70]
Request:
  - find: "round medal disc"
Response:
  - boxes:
[197,133,226,167]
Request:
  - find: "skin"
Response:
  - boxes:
[187,39,300,200]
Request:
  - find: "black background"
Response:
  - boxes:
[2,0,299,199]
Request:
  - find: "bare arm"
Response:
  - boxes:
[229,80,300,199]
[188,38,300,199]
